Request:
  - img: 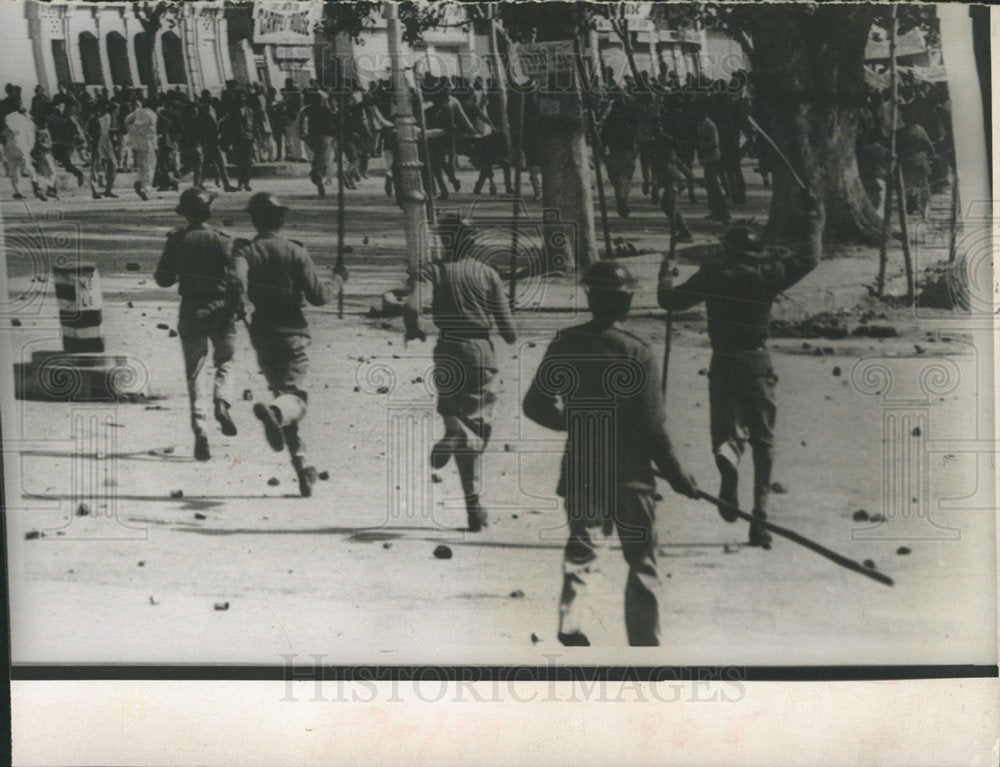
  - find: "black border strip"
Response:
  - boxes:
[10,665,997,682]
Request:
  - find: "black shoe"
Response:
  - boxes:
[224,185,238,193]
[92,190,102,200]
[748,510,772,549]
[12,192,24,200]
[103,191,118,198]
[451,178,461,193]
[294,460,317,498]
[215,401,237,437]
[135,181,148,201]
[430,434,459,470]
[253,402,285,452]
[194,435,211,462]
[642,180,650,195]
[467,505,488,533]
[558,631,591,647]
[676,232,694,244]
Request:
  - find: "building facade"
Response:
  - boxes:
[0,1,233,96]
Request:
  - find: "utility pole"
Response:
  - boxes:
[384,0,428,276]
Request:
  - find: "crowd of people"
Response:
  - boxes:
[2,63,951,220]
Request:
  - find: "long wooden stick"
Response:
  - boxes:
[896,162,914,302]
[654,473,894,586]
[574,33,613,260]
[662,187,677,394]
[876,4,899,298]
[696,489,895,586]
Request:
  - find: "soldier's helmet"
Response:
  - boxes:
[246,192,288,213]
[175,187,217,220]
[581,259,639,292]
[433,212,474,259]
[722,226,764,261]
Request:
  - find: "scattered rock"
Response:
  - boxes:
[800,440,807,447]
[723,543,740,554]
[527,342,537,348]
[125,262,141,271]
[213,601,230,611]
[149,596,159,605]
[127,301,134,308]
[76,502,91,517]
[156,323,169,330]
[267,477,280,486]
[11,318,21,327]
[168,329,178,337]
[852,510,870,522]
[530,632,540,644]
[411,376,424,384]
[353,386,360,392]
[25,530,41,540]
[503,443,515,452]
[362,235,369,245]
[509,589,525,598]
[170,490,183,499]
[770,482,787,494]
[382,542,392,549]
[433,544,452,560]
[869,514,884,523]
[697,368,708,376]
[163,447,174,454]
[318,470,330,481]
[194,513,206,520]
[813,348,824,356]
[431,473,443,483]
[914,345,926,355]
[376,385,390,394]
[896,546,911,555]
[242,389,253,401]
[831,366,841,377]
[911,426,921,437]
[511,513,519,519]
[137,561,145,567]
[863,559,877,569]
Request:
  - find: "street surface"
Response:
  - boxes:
[2,160,995,666]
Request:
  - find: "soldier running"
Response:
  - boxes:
[402,214,517,532]
[235,193,348,498]
[155,187,245,462]
[657,187,823,548]
[523,260,700,647]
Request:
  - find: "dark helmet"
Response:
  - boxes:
[433,212,473,257]
[722,226,764,260]
[245,192,288,213]
[581,259,639,292]
[175,187,216,220]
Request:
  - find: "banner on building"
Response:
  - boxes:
[511,40,576,81]
[253,1,321,46]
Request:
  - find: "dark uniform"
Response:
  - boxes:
[403,216,516,532]
[524,260,698,647]
[155,189,246,460]
[657,192,823,546]
[235,196,344,496]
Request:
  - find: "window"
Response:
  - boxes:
[134,32,153,87]
[79,32,104,85]
[51,39,72,86]
[161,31,187,85]
[106,32,132,87]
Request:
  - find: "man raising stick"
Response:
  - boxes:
[657,187,823,548]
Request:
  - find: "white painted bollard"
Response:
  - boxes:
[53,262,104,353]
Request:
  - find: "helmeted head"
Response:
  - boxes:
[175,187,216,221]
[246,192,288,230]
[433,212,474,261]
[582,259,638,322]
[721,226,764,263]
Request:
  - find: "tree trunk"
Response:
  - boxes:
[745,6,882,243]
[535,8,597,272]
